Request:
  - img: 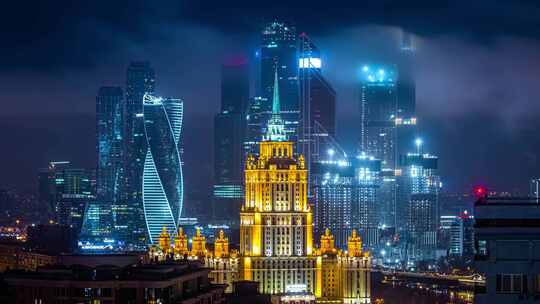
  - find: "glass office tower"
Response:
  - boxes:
[360,64,398,169]
[397,147,441,262]
[124,62,155,246]
[213,63,249,226]
[96,86,124,202]
[298,34,337,180]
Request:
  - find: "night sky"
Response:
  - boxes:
[1,1,540,195]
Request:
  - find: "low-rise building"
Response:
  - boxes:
[0,241,57,272]
[5,260,226,304]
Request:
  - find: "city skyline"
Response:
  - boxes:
[2,3,539,303]
[2,4,540,195]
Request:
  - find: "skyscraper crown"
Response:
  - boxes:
[264,69,287,142]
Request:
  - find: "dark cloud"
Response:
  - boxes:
[1,1,540,194]
[3,0,540,71]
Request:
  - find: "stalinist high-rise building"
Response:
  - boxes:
[239,70,371,302]
[150,70,371,303]
[240,70,316,293]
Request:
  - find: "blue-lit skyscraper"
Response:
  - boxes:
[96,87,124,202]
[245,95,268,155]
[142,93,184,244]
[449,211,474,258]
[397,142,441,262]
[313,153,381,249]
[124,61,155,246]
[395,31,418,159]
[39,161,95,235]
[360,64,398,169]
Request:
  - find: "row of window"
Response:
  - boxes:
[496,274,540,294]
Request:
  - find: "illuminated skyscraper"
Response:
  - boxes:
[259,21,299,142]
[142,93,184,244]
[238,71,371,301]
[397,143,441,262]
[38,161,71,213]
[40,162,95,235]
[449,211,474,257]
[149,72,371,302]
[79,202,114,250]
[244,95,268,155]
[124,62,155,245]
[359,64,398,169]
[313,155,381,249]
[213,63,249,226]
[395,31,418,159]
[299,34,337,176]
[96,86,124,202]
[241,71,315,293]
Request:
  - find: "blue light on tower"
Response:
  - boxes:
[142,93,184,244]
[361,64,397,83]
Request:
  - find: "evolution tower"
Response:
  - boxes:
[142,93,184,244]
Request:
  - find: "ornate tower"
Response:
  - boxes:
[214,230,230,258]
[240,69,316,294]
[348,229,363,257]
[320,228,337,255]
[190,228,207,258]
[158,226,171,255]
[173,227,189,256]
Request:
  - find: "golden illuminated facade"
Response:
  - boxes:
[316,229,371,303]
[240,71,317,294]
[238,71,371,303]
[206,230,239,293]
[149,71,371,303]
[173,227,189,257]
[149,228,239,293]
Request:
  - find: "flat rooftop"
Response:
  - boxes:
[475,197,540,220]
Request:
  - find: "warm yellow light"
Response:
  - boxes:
[316,256,322,297]
[243,257,252,280]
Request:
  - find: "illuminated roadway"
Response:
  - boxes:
[378,269,485,285]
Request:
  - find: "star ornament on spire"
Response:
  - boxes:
[264,68,287,142]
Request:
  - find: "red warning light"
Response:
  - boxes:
[473,186,487,198]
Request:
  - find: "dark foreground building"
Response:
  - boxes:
[5,261,226,304]
[474,197,540,304]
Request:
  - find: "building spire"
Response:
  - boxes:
[264,68,287,142]
[272,69,280,116]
